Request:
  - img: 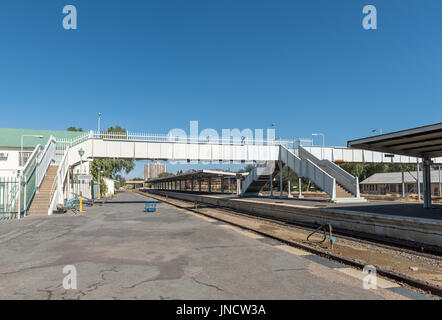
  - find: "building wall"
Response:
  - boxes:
[103,177,115,197]
[0,148,35,176]
[144,161,167,180]
[361,183,440,196]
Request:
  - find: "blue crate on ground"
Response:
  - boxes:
[144,197,157,212]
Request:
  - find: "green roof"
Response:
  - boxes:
[0,128,86,148]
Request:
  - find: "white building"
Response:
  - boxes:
[360,170,442,196]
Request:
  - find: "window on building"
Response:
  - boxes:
[19,151,33,167]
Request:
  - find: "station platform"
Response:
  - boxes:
[240,196,442,221]
[146,189,442,252]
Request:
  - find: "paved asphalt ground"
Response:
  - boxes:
[0,192,430,300]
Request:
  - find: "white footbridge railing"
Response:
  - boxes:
[299,146,361,198]
[280,146,336,200]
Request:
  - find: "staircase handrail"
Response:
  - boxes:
[22,144,42,177]
[36,136,57,189]
[241,161,275,194]
[48,146,70,215]
[299,146,359,197]
[280,146,337,200]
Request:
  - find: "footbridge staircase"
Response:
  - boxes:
[242,146,366,203]
[241,161,280,195]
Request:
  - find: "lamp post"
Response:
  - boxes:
[312,133,325,159]
[98,112,102,137]
[20,135,43,167]
[268,123,276,145]
[97,167,102,200]
[312,133,325,146]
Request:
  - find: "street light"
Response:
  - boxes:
[98,112,102,136]
[268,123,276,145]
[78,148,85,173]
[97,166,103,200]
[20,135,43,166]
[312,133,325,146]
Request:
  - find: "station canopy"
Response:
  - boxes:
[347,123,442,159]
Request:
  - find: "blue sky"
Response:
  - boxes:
[1,1,441,177]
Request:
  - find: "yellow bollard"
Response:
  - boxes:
[79,194,83,213]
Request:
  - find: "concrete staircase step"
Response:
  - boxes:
[28,165,59,216]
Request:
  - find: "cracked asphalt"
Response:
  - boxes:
[0,191,408,299]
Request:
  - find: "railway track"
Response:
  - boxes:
[136,190,442,299]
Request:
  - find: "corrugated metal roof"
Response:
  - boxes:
[348,122,442,158]
[0,128,85,148]
[360,170,442,184]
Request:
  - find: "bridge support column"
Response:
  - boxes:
[287,179,293,198]
[236,178,241,195]
[199,179,202,192]
[191,179,194,192]
[221,177,224,193]
[208,178,212,193]
[298,178,304,199]
[228,178,231,194]
[269,175,273,198]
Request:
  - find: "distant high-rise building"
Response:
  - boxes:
[144,161,167,180]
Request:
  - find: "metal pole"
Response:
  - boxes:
[20,136,24,167]
[422,157,432,209]
[23,180,27,217]
[439,165,441,197]
[298,177,303,199]
[269,175,273,198]
[401,164,405,198]
[98,112,101,135]
[17,174,21,219]
[417,160,421,201]
[279,160,283,199]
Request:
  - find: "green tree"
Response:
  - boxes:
[338,163,417,182]
[243,164,255,173]
[88,125,135,185]
[157,172,174,179]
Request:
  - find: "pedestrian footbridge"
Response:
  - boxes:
[6,130,442,217]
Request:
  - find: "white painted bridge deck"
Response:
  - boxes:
[60,131,442,166]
